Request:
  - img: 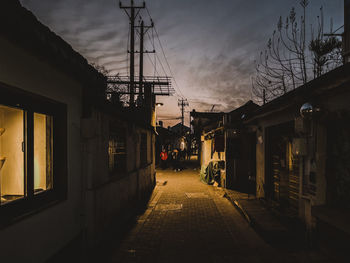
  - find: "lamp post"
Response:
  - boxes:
[155,102,163,127]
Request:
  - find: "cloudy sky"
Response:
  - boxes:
[20,0,344,126]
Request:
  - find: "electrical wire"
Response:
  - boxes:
[145,52,161,76]
[153,26,186,99]
[147,29,157,78]
[145,6,187,100]
[126,25,130,75]
[333,24,344,33]
[144,32,169,80]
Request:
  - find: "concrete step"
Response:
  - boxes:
[224,189,304,248]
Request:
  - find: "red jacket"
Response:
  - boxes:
[160,151,168,161]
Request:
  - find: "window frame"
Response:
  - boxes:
[108,131,127,175]
[108,120,127,176]
[0,81,67,226]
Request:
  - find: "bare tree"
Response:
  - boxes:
[309,10,342,78]
[252,0,342,104]
[91,62,129,106]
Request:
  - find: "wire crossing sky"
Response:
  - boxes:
[20,0,344,126]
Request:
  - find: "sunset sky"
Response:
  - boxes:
[20,0,344,126]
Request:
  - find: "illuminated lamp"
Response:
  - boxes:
[300,102,321,119]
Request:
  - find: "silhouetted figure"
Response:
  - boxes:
[160,148,168,169]
[172,148,180,171]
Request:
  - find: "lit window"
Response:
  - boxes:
[34,113,53,194]
[0,83,67,224]
[0,105,25,204]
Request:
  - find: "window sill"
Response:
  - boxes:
[0,189,65,229]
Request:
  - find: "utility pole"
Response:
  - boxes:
[178,98,189,134]
[139,20,144,99]
[108,2,172,111]
[137,19,154,101]
[119,0,145,107]
[210,104,219,112]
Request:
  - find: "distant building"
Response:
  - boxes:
[170,122,190,135]
[190,111,224,164]
[193,101,259,189]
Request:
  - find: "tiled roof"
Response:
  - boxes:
[246,62,350,121]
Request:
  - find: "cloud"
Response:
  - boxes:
[20,0,344,126]
[180,47,254,111]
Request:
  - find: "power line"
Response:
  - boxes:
[333,24,344,33]
[143,32,169,83]
[126,26,130,75]
[145,45,183,99]
[146,30,157,77]
[144,32,172,87]
[143,8,183,100]
[153,26,185,98]
[145,52,161,77]
[145,6,186,99]
[111,1,172,103]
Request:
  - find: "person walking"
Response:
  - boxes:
[172,148,180,172]
[160,148,168,169]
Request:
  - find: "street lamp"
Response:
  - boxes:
[300,102,321,119]
[155,102,163,127]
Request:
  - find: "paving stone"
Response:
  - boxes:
[94,166,335,263]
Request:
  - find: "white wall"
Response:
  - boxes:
[201,137,225,167]
[0,36,83,262]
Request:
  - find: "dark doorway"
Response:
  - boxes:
[265,122,299,214]
[226,132,256,194]
[326,112,350,209]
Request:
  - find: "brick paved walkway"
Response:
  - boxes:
[100,168,329,263]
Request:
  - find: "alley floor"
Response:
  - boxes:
[95,167,331,263]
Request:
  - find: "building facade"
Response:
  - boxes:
[246,63,350,240]
[0,1,156,261]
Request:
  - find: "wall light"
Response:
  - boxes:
[300,102,321,119]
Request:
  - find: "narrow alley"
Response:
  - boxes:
[91,164,328,263]
[1,2,350,262]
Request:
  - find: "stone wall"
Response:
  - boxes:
[81,110,155,247]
